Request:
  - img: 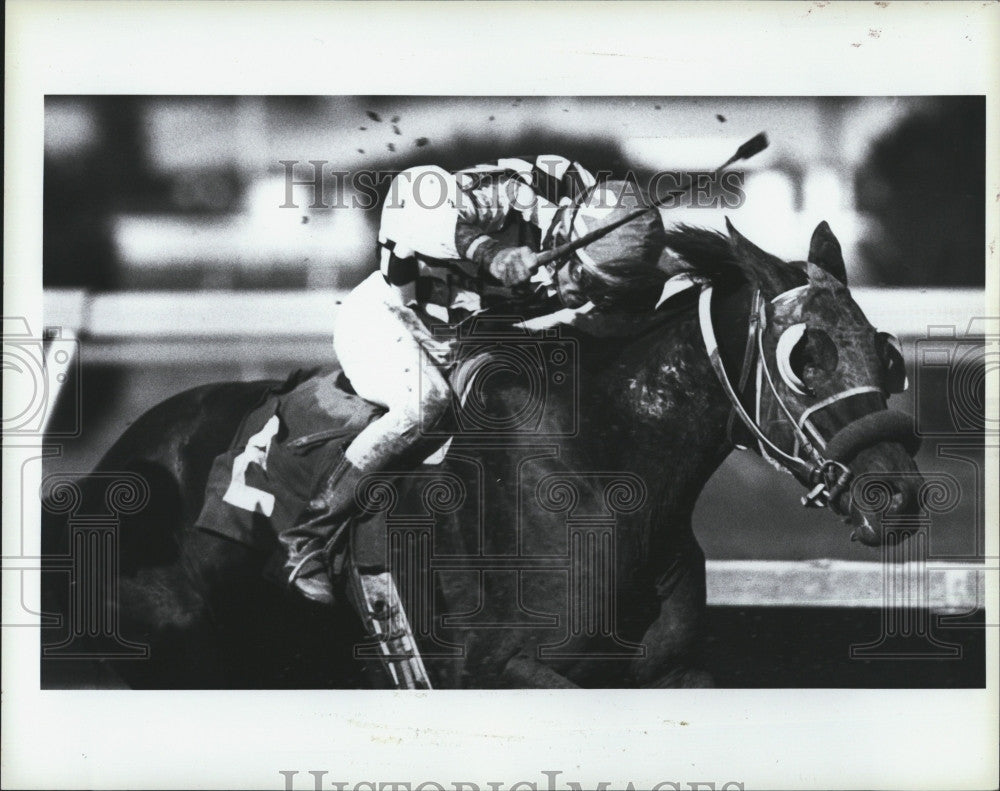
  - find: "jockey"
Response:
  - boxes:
[282,155,669,602]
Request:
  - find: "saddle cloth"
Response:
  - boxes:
[194,368,384,550]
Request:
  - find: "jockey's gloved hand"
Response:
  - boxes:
[488,246,537,287]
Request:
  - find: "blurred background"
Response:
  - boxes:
[43,95,987,562]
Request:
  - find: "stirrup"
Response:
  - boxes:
[285,544,336,606]
[287,546,327,584]
[285,520,350,586]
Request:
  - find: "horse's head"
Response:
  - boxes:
[714,218,922,546]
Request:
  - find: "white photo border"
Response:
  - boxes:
[4,2,998,789]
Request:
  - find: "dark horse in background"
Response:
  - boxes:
[41,221,923,688]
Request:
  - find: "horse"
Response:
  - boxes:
[40,220,923,689]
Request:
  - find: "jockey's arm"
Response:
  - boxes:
[453,176,538,287]
[381,162,581,306]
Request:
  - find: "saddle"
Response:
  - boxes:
[194,367,433,688]
[195,367,381,548]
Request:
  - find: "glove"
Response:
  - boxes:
[488,246,537,287]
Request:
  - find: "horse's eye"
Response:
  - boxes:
[875,331,908,393]
[776,323,812,396]
[776,324,839,397]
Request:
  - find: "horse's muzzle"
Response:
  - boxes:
[823,410,923,547]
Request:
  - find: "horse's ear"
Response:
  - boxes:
[807,221,848,285]
[724,217,788,293]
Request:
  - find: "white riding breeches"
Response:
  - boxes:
[332,272,454,470]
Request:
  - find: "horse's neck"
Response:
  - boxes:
[583,283,752,518]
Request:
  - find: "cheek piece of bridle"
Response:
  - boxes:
[698,284,921,515]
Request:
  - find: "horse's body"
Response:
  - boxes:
[41,224,922,688]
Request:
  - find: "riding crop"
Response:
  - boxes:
[530,132,770,272]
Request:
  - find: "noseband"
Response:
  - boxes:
[698,284,920,513]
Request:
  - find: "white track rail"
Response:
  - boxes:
[705,559,988,611]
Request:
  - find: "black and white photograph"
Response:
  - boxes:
[4,2,998,790]
[35,92,989,691]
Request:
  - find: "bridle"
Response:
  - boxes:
[698,282,918,513]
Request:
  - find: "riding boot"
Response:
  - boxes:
[279,455,367,604]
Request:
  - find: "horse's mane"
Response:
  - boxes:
[663,223,807,294]
[662,225,741,283]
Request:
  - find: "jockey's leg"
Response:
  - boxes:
[280,275,452,603]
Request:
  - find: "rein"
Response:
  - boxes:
[699,284,856,511]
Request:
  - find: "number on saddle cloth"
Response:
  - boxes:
[193,369,385,550]
[222,415,281,515]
